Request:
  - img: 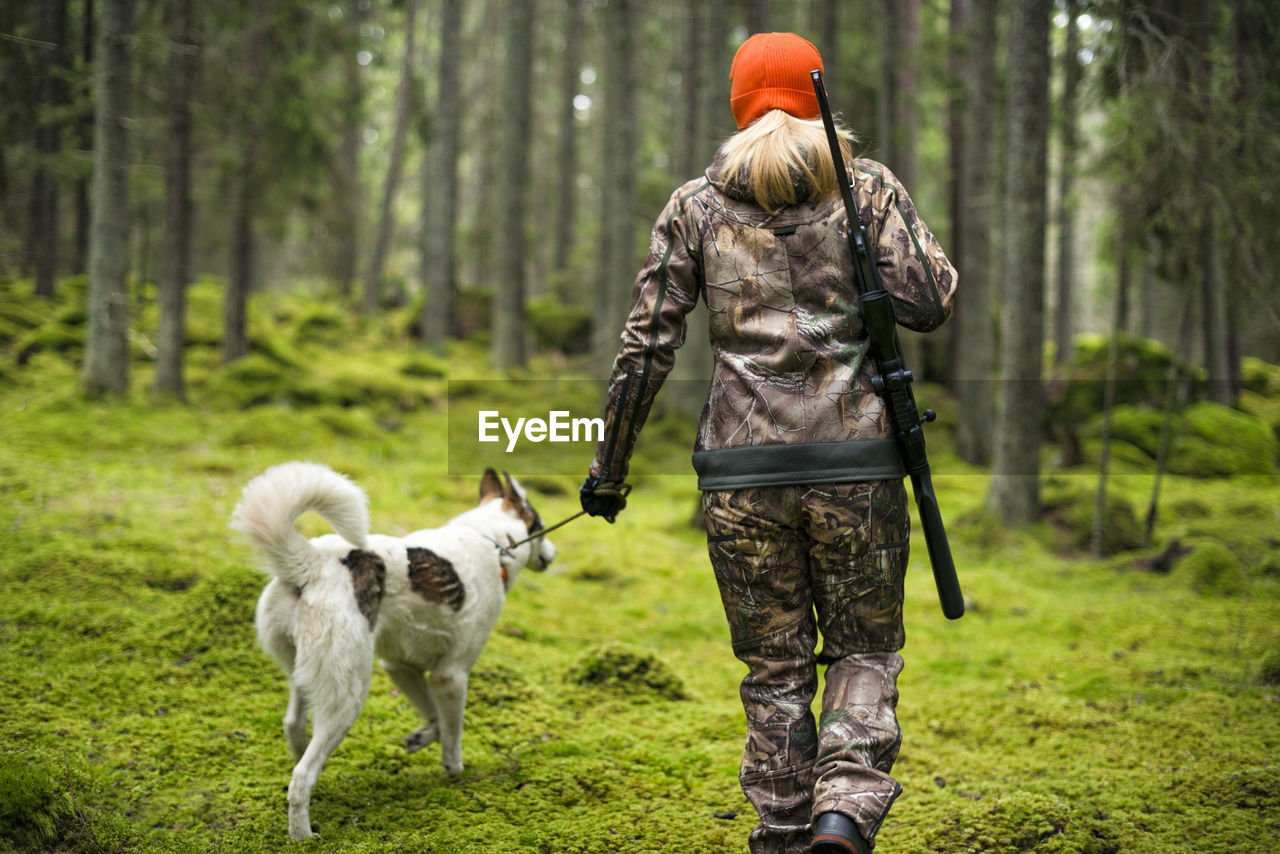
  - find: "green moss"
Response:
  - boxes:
[1042,482,1145,556]
[399,352,448,379]
[1259,643,1280,685]
[159,564,265,663]
[1174,543,1248,596]
[1239,389,1280,440]
[1168,402,1278,477]
[290,303,351,346]
[0,753,71,851]
[1169,496,1212,518]
[1258,551,1280,579]
[1240,357,1280,397]
[2,285,1279,853]
[0,295,47,332]
[0,744,144,854]
[309,405,383,440]
[1086,405,1166,458]
[569,644,689,701]
[1046,333,1201,425]
[528,294,594,355]
[203,353,299,409]
[925,791,1095,854]
[13,322,84,365]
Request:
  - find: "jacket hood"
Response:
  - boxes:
[705,146,817,208]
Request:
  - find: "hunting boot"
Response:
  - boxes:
[810,812,870,854]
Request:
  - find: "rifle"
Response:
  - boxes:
[810,69,965,621]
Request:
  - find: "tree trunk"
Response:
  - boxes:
[817,0,839,92]
[744,0,771,35]
[952,0,997,466]
[884,0,927,376]
[31,0,69,298]
[492,0,534,370]
[593,0,637,364]
[421,0,464,347]
[1140,233,1157,340]
[73,0,95,276]
[664,0,726,420]
[223,148,254,364]
[1145,291,1195,547]
[155,0,197,399]
[222,0,268,364]
[891,0,919,191]
[701,0,731,165]
[552,0,581,275]
[363,0,419,315]
[1053,0,1081,364]
[83,0,134,395]
[878,0,896,161]
[1092,219,1130,559]
[676,3,703,183]
[1200,206,1231,404]
[334,0,365,300]
[988,0,1050,525]
[947,0,968,276]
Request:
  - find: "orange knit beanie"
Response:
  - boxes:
[729,32,824,131]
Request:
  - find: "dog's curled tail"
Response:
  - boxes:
[231,462,369,587]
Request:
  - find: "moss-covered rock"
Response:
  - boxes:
[399,352,448,379]
[1167,402,1278,477]
[1239,389,1280,443]
[1258,550,1280,579]
[161,564,265,662]
[309,405,384,440]
[184,278,229,347]
[925,791,1085,854]
[1259,642,1280,686]
[1043,483,1146,556]
[291,303,353,346]
[1174,543,1247,596]
[1090,405,1167,458]
[13,322,84,366]
[1240,357,1280,397]
[1046,333,1202,426]
[528,294,593,355]
[0,753,72,852]
[203,353,300,409]
[0,295,47,334]
[569,644,688,701]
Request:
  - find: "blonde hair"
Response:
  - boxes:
[719,109,858,212]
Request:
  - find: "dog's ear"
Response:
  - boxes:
[480,468,504,503]
[501,471,521,512]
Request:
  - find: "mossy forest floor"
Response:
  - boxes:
[2,281,1278,853]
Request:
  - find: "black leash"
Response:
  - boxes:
[484,508,589,559]
[487,481,631,558]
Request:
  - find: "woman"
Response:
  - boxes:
[581,32,957,854]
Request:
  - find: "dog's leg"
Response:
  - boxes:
[286,681,365,842]
[284,679,309,761]
[429,668,469,775]
[383,661,440,754]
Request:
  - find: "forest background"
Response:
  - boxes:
[2,0,1279,852]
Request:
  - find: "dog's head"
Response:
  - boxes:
[479,468,557,576]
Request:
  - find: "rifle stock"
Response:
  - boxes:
[811,69,964,621]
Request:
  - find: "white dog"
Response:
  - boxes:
[231,462,555,841]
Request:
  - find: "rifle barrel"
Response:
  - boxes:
[910,470,965,620]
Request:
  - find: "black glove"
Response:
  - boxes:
[579,474,631,523]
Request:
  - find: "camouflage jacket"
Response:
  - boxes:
[590,151,957,485]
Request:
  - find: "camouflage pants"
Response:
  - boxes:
[702,480,910,854]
